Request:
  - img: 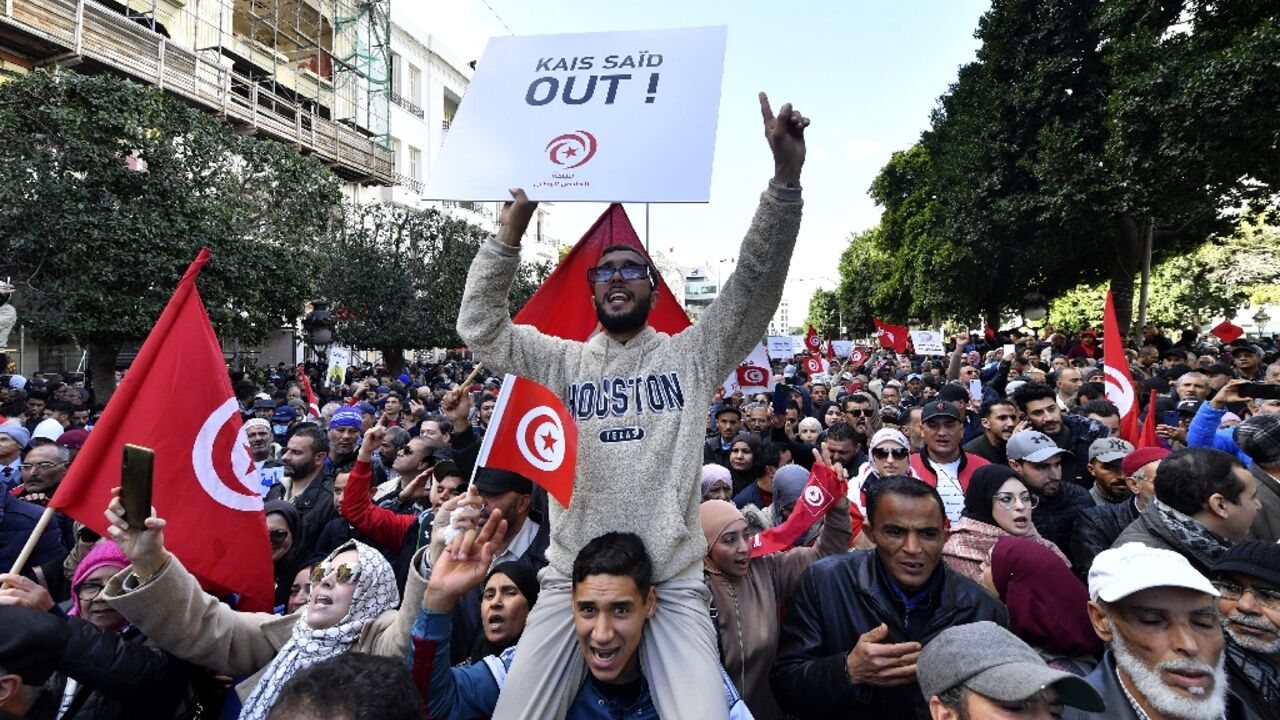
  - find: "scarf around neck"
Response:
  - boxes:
[1151,498,1232,568]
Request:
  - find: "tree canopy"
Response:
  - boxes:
[0,69,341,400]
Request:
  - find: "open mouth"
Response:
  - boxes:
[1164,669,1212,692]
[312,594,333,607]
[1012,516,1029,529]
[606,288,631,309]
[590,647,621,669]
[898,560,926,577]
[487,614,506,630]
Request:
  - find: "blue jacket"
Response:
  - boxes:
[0,490,65,575]
[409,608,753,720]
[1187,403,1251,466]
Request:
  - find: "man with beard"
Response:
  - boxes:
[842,391,880,448]
[1066,543,1248,720]
[963,399,1017,465]
[325,407,363,475]
[265,424,336,559]
[1086,437,1136,506]
[455,93,810,720]
[1006,430,1092,554]
[1210,541,1280,720]
[1013,382,1108,488]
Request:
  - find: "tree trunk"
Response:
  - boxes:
[380,347,406,379]
[87,341,120,408]
[1109,217,1144,334]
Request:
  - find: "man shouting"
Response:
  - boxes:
[455,92,809,720]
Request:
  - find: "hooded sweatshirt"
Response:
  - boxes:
[456,183,802,581]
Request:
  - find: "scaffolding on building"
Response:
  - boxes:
[0,0,393,182]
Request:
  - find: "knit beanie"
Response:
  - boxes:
[1211,540,1280,588]
[69,542,129,617]
[1234,414,1280,466]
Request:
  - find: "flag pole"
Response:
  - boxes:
[5,505,55,578]
[460,361,485,389]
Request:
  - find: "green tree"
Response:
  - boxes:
[0,69,340,402]
[805,288,840,339]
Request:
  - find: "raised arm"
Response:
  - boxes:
[454,189,574,386]
[340,426,415,552]
[673,93,808,380]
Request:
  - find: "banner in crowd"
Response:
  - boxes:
[475,374,578,507]
[513,203,691,340]
[909,329,946,356]
[1102,291,1140,444]
[325,346,351,388]
[830,340,853,358]
[50,249,274,611]
[766,336,795,360]
[425,26,728,202]
[723,342,772,396]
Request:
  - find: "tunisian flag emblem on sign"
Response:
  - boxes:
[50,249,274,611]
[475,374,579,508]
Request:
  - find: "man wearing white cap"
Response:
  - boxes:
[1065,543,1250,720]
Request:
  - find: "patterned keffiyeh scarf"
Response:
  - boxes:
[239,540,399,720]
[1151,498,1231,568]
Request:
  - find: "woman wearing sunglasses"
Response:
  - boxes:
[941,465,1069,582]
[848,429,918,517]
[100,488,426,720]
[264,499,310,611]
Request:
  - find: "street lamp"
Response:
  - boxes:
[1020,291,1049,338]
[1253,307,1271,335]
[302,298,335,362]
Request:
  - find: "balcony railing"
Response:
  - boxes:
[390,89,424,119]
[0,0,393,184]
[394,172,425,195]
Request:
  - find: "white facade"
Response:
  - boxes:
[768,299,792,336]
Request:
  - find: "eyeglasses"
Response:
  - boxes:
[586,263,648,284]
[76,582,106,601]
[872,447,910,460]
[269,529,290,542]
[993,492,1040,509]
[846,409,875,417]
[311,561,361,585]
[19,461,67,473]
[1212,581,1280,609]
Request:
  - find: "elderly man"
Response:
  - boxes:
[1071,447,1169,578]
[1114,447,1261,575]
[919,622,1105,719]
[1233,414,1280,541]
[772,476,1008,719]
[1065,543,1248,720]
[1210,541,1280,720]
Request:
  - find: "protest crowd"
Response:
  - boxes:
[2,93,1280,720]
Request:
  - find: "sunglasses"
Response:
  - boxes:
[872,447,910,460]
[586,263,648,284]
[846,409,875,417]
[311,561,361,585]
[268,529,290,542]
[993,492,1040,509]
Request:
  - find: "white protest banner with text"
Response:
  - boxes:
[910,330,946,356]
[426,26,728,202]
[831,340,853,358]
[767,336,795,360]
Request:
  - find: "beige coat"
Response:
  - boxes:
[705,502,851,720]
[103,550,427,701]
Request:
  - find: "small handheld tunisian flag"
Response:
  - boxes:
[475,374,578,508]
[50,249,274,611]
[803,355,825,376]
[1210,320,1244,344]
[1137,389,1163,450]
[513,204,690,340]
[1101,291,1140,444]
[751,463,848,557]
[825,335,836,363]
[297,364,321,418]
[874,318,909,353]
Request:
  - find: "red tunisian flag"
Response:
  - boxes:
[297,365,321,418]
[1137,389,1163,450]
[1101,291,1140,444]
[804,325,822,353]
[475,373,578,508]
[874,318,909,353]
[1210,320,1244,344]
[512,204,690,340]
[825,335,836,363]
[803,355,825,376]
[751,463,853,557]
[50,249,274,611]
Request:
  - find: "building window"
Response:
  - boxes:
[408,63,422,106]
[391,138,401,174]
[390,52,402,95]
[409,146,421,183]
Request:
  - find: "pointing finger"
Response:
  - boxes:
[758,92,774,125]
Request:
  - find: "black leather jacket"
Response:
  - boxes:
[771,550,1009,719]
[1070,497,1140,577]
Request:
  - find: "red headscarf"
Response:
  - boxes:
[991,536,1102,659]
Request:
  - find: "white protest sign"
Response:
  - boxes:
[831,340,853,358]
[723,343,773,396]
[790,336,807,355]
[767,336,795,360]
[425,26,728,202]
[325,346,351,388]
[910,330,946,356]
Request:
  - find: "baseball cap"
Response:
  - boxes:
[917,621,1105,712]
[920,401,962,423]
[473,467,532,495]
[271,406,297,423]
[1230,343,1263,356]
[1088,437,1134,464]
[712,405,742,419]
[355,401,377,416]
[1176,399,1203,416]
[1089,543,1219,602]
[1203,363,1234,377]
[252,398,276,410]
[32,418,64,444]
[432,459,462,483]
[1006,431,1071,463]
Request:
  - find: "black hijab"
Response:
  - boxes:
[468,561,541,663]
[961,465,1023,527]
[265,499,309,608]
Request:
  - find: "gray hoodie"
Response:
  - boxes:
[456,183,802,581]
